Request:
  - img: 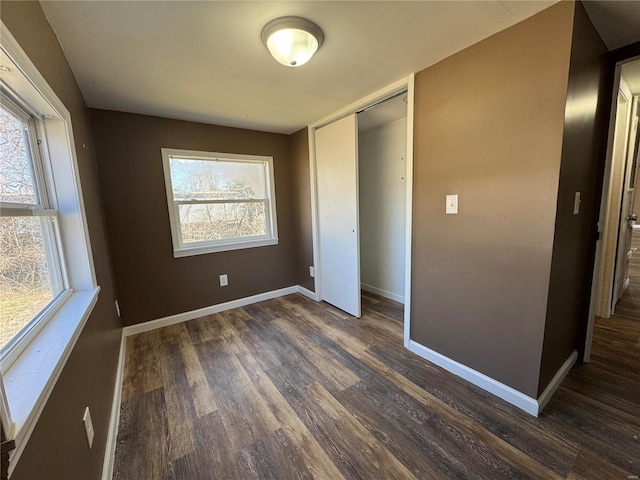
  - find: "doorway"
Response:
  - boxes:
[357,95,407,304]
[588,56,640,359]
[309,76,414,347]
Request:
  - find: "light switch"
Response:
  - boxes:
[446,194,458,215]
[573,192,581,215]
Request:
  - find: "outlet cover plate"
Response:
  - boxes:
[446,194,458,215]
[573,192,581,215]
[83,406,94,449]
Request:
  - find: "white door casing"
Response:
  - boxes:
[308,75,414,346]
[595,83,632,319]
[613,96,639,309]
[587,72,633,362]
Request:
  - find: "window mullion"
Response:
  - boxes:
[26,118,50,208]
[0,206,57,217]
[174,198,265,206]
[43,214,68,292]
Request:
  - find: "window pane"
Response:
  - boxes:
[0,104,38,205]
[179,202,267,243]
[0,216,62,351]
[170,158,266,201]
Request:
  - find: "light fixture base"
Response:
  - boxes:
[261,16,324,67]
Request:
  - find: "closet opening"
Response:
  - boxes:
[310,75,414,347]
[357,93,408,320]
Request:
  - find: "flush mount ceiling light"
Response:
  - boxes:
[261,16,324,67]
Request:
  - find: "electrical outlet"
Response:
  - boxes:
[219,274,228,287]
[309,266,315,277]
[446,194,458,214]
[83,406,94,449]
[115,300,121,318]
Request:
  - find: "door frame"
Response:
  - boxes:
[612,93,639,306]
[307,74,415,348]
[594,78,632,320]
[586,54,639,362]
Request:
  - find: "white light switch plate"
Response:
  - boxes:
[83,406,94,449]
[219,274,228,287]
[446,194,458,215]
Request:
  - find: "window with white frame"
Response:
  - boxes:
[161,149,279,257]
[1,27,99,474]
[0,95,69,361]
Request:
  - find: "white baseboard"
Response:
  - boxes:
[537,350,578,413]
[361,283,404,304]
[623,277,630,293]
[101,332,126,480]
[408,341,578,416]
[297,285,320,301]
[103,285,302,478]
[409,340,541,416]
[123,286,299,337]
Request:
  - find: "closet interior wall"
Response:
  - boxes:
[358,98,408,304]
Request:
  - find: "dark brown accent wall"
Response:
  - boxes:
[90,110,297,326]
[610,41,640,63]
[290,128,315,292]
[1,2,121,479]
[539,1,609,395]
[410,2,574,398]
[1,424,14,480]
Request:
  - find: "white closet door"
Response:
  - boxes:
[315,114,361,317]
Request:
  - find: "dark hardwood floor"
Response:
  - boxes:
[609,228,640,321]
[114,290,640,479]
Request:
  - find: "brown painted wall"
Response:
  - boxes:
[539,2,609,395]
[1,2,121,479]
[411,2,574,397]
[90,110,296,326]
[290,128,315,292]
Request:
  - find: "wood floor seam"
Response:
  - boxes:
[113,292,640,480]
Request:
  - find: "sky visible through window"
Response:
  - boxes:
[170,157,269,243]
[0,106,56,351]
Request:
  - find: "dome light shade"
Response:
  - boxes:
[261,17,324,67]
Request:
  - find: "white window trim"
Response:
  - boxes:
[1,24,100,476]
[0,94,70,372]
[161,148,279,257]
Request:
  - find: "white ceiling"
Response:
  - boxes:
[40,1,558,134]
[358,94,407,133]
[583,1,640,51]
[621,59,640,96]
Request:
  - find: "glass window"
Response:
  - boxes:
[1,33,98,474]
[0,100,67,355]
[162,149,278,257]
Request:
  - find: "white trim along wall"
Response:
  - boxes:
[102,282,579,478]
[409,340,578,417]
[102,285,302,479]
[307,75,415,350]
[305,74,574,418]
[100,284,320,480]
[1,23,100,476]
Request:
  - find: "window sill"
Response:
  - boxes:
[174,237,279,257]
[4,287,100,476]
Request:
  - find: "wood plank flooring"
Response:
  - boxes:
[610,228,640,320]
[114,292,640,479]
